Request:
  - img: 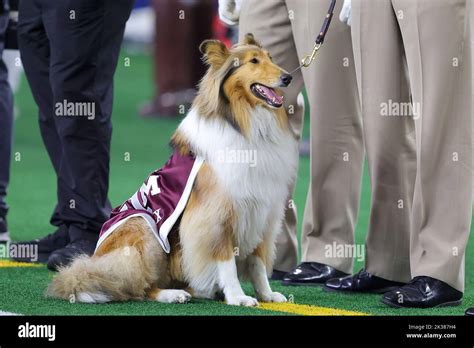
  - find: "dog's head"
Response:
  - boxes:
[194,34,292,136]
[199,33,291,110]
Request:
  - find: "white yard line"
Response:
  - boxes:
[0,310,22,316]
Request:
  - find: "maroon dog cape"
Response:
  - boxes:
[96,151,204,253]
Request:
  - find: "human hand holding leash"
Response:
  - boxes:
[339,0,352,26]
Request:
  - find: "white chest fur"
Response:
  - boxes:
[178,107,298,257]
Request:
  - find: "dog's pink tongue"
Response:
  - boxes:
[261,86,283,104]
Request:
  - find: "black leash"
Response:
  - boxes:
[289,0,337,75]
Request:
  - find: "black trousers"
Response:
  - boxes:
[18,0,134,241]
[0,1,13,224]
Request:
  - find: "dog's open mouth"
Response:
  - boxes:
[251,83,284,108]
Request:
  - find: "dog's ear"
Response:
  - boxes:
[199,39,230,69]
[243,33,262,47]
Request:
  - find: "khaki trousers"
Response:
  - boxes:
[239,0,363,273]
[352,0,472,291]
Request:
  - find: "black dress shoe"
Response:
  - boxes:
[282,262,349,286]
[0,232,9,243]
[465,308,474,316]
[0,217,10,243]
[47,239,97,271]
[382,276,463,309]
[11,226,69,263]
[270,269,287,281]
[324,269,405,294]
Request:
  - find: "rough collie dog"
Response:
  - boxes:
[47,34,298,307]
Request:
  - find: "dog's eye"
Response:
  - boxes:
[250,58,259,64]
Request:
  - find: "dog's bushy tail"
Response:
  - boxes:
[46,246,151,303]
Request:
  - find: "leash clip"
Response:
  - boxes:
[287,0,335,76]
[301,42,322,68]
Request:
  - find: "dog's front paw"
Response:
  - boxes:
[259,291,287,303]
[226,295,259,307]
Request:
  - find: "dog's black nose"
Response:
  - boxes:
[280,73,293,87]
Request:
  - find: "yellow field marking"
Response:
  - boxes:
[0,260,44,268]
[258,302,369,316]
[0,260,368,315]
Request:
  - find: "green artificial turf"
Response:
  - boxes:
[0,50,472,316]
